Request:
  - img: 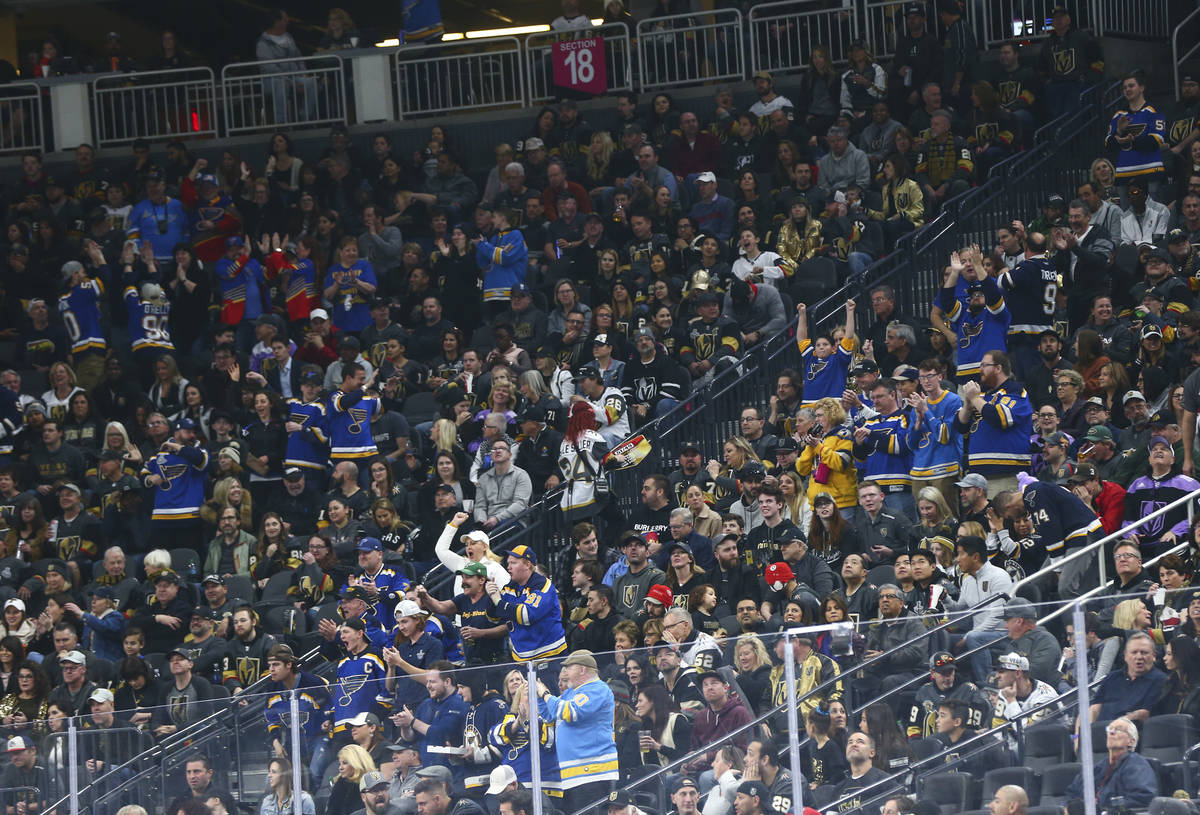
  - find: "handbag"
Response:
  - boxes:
[577,442,611,501]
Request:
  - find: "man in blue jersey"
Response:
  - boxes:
[853,378,916,520]
[1106,71,1167,199]
[125,168,189,266]
[954,350,1033,498]
[908,358,963,509]
[993,476,1103,599]
[486,545,566,663]
[263,643,331,766]
[998,232,1057,381]
[938,249,1011,382]
[328,362,380,487]
[535,650,617,813]
[141,417,209,556]
[58,255,107,391]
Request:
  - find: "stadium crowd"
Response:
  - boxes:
[5,1,1200,815]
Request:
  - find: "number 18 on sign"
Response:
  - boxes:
[553,37,607,95]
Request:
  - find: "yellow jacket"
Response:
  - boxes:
[775,218,824,266]
[869,177,925,227]
[797,426,858,509]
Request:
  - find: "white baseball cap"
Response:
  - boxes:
[310,308,330,321]
[394,599,424,619]
[3,599,24,613]
[487,765,518,795]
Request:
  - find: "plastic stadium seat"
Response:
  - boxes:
[918,771,974,813]
[1028,807,1064,815]
[1023,722,1074,764]
[171,549,200,581]
[1140,714,1196,763]
[982,767,1041,806]
[224,575,254,605]
[402,391,437,425]
[911,737,943,761]
[1039,763,1081,806]
[261,571,294,604]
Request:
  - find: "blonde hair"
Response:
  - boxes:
[116,807,148,815]
[103,421,133,451]
[1112,598,1147,631]
[735,634,771,671]
[587,131,615,180]
[723,436,761,472]
[212,476,242,508]
[915,486,953,524]
[47,361,77,388]
[779,470,805,520]
[155,355,183,385]
[957,521,985,538]
[143,549,172,577]
[431,418,459,453]
[813,397,847,427]
[336,744,375,782]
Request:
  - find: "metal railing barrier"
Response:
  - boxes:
[636,8,745,91]
[524,24,633,105]
[92,67,217,148]
[221,55,347,136]
[1173,6,1200,98]
[0,84,44,156]
[392,37,525,119]
[749,0,860,77]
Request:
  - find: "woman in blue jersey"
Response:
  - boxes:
[323,237,377,334]
[796,300,857,408]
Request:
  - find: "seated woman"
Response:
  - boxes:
[1156,636,1200,718]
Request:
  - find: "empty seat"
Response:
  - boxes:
[402,391,437,425]
[1023,722,1074,764]
[224,574,254,605]
[1039,762,1081,807]
[1140,714,1196,763]
[912,737,943,761]
[919,771,974,813]
[171,549,199,581]
[982,766,1040,806]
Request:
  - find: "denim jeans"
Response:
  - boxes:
[963,628,1008,683]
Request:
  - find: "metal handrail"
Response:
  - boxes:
[747,0,859,75]
[636,7,745,90]
[1174,6,1200,98]
[523,23,633,104]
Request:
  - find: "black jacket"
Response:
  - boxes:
[515,426,564,497]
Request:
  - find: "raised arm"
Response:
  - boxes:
[844,298,856,342]
[796,302,809,344]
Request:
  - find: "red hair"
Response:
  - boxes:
[566,400,596,444]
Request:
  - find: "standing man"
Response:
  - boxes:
[487,545,566,663]
[954,351,1032,497]
[1037,6,1104,117]
[328,362,380,485]
[907,358,962,509]
[140,417,209,555]
[993,480,1103,599]
[1105,71,1167,198]
[536,651,617,813]
[998,232,1057,380]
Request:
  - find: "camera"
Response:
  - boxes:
[157,220,168,235]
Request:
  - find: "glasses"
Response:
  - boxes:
[979,362,1000,369]
[878,594,901,601]
[1115,552,1141,561]
[918,373,940,381]
[664,620,688,630]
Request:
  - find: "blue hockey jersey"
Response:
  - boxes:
[332,647,387,730]
[939,276,1011,380]
[853,408,913,492]
[489,713,562,795]
[477,229,528,303]
[58,279,106,355]
[539,677,618,790]
[1021,479,1103,555]
[799,336,854,407]
[284,397,328,471]
[263,671,332,749]
[908,388,964,480]
[141,443,209,522]
[327,389,380,460]
[124,286,174,353]
[999,256,1057,337]
[953,378,1033,475]
[494,572,566,661]
[1105,103,1166,180]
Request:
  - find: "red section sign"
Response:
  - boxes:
[552,37,608,95]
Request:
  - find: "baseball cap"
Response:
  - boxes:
[697,171,717,183]
[1150,435,1173,450]
[593,333,612,346]
[904,2,926,14]
[23,400,46,417]
[954,473,988,490]
[1083,396,1107,410]
[225,235,244,248]
[59,482,81,495]
[415,765,453,784]
[849,359,879,376]
[504,544,538,565]
[3,599,24,613]
[609,791,634,809]
[459,529,491,546]
[893,365,919,382]
[1123,390,1147,404]
[200,574,225,586]
[667,541,693,557]
[774,437,799,453]
[356,537,383,552]
[574,364,602,382]
[645,584,673,606]
[562,650,598,669]
[347,711,381,728]
[1045,431,1070,446]
[155,570,181,584]
[1146,246,1172,262]
[1084,425,1114,442]
[1045,193,1066,208]
[765,562,794,590]
[752,70,772,81]
[93,586,115,601]
[695,291,721,306]
[310,308,330,321]
[192,606,220,621]
[1003,598,1036,620]
[739,461,767,480]
[167,646,194,660]
[359,771,388,792]
[679,440,702,454]
[487,765,518,795]
[738,781,768,799]
[457,561,489,578]
[997,652,1030,672]
[59,650,86,665]
[1142,323,1163,340]
[5,736,29,752]
[1169,227,1190,244]
[342,586,371,603]
[511,282,531,297]
[171,417,196,432]
[515,404,545,424]
[89,688,115,705]
[929,652,955,674]
[634,326,655,341]
[283,467,305,482]
[1068,462,1098,483]
[524,137,545,151]
[394,599,423,619]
